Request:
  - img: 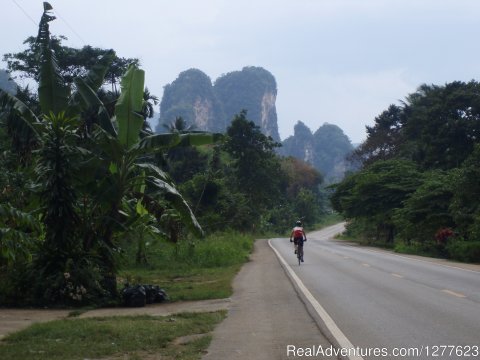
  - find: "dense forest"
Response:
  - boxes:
[0,4,329,306]
[331,81,480,262]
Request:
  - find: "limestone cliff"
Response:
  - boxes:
[280,121,354,183]
[155,66,280,141]
[156,69,224,133]
[0,70,17,95]
[214,67,280,142]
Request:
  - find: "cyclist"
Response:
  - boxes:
[290,220,307,262]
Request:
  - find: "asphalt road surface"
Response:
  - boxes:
[270,223,480,360]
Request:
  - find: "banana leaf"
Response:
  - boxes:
[36,2,69,116]
[0,90,40,139]
[68,50,116,116]
[136,163,172,183]
[147,177,204,238]
[135,132,224,152]
[74,77,117,137]
[115,64,145,148]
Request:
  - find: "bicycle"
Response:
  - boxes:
[291,235,306,265]
[297,244,304,265]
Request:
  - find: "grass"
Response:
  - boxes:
[119,231,254,301]
[0,231,252,359]
[0,311,226,360]
[120,265,243,301]
[0,219,347,359]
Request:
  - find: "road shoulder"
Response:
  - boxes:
[203,238,336,360]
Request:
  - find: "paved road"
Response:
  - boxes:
[203,238,336,360]
[270,223,480,360]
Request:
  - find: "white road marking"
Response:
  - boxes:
[350,246,480,274]
[441,289,466,298]
[269,239,365,360]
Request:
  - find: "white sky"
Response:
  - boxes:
[2,0,480,143]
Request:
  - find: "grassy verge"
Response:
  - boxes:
[0,232,253,359]
[120,265,243,301]
[119,231,254,301]
[0,311,226,360]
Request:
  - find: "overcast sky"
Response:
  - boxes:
[3,0,480,143]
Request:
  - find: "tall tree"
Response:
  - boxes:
[331,159,422,243]
[0,2,221,304]
[350,104,404,167]
[222,111,285,221]
[401,82,480,169]
[3,36,138,92]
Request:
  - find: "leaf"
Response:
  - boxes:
[109,162,118,174]
[0,90,40,138]
[134,133,180,152]
[136,163,171,182]
[36,3,70,115]
[68,50,116,116]
[74,77,117,137]
[147,177,204,237]
[136,200,149,216]
[115,64,145,148]
[80,49,115,92]
[134,132,223,153]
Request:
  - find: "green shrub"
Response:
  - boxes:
[121,231,254,270]
[446,240,480,263]
[394,241,447,258]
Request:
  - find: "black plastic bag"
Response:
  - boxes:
[153,285,168,302]
[122,285,146,307]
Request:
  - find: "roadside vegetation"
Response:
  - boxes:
[331,83,480,263]
[119,231,254,301]
[0,3,332,309]
[0,311,226,360]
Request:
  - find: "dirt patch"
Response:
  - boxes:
[0,298,231,339]
[0,309,71,339]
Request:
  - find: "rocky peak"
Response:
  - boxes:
[156,66,280,141]
[280,121,354,183]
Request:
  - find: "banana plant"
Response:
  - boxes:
[77,62,224,241]
[1,2,224,300]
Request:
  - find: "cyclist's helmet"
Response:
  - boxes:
[296,220,302,226]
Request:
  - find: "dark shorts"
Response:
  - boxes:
[293,237,304,246]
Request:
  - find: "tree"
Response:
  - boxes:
[141,87,159,124]
[223,111,285,220]
[401,82,480,170]
[331,159,422,243]
[281,157,323,198]
[393,170,455,244]
[0,2,221,304]
[164,116,196,133]
[3,36,138,92]
[350,104,404,167]
[449,145,480,239]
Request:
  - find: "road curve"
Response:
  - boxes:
[270,223,480,360]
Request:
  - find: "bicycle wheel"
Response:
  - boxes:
[297,247,302,265]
